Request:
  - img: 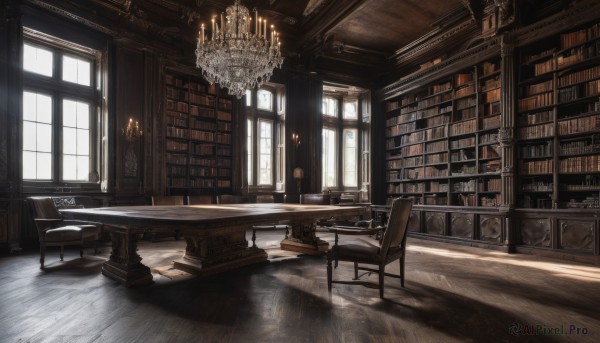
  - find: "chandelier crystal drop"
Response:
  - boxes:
[195,0,284,99]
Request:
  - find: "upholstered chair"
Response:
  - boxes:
[26,197,102,268]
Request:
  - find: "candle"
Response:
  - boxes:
[221,13,225,35]
[201,24,205,44]
[271,25,274,43]
[212,17,215,39]
[247,17,251,33]
[258,17,262,37]
[255,9,258,35]
[264,19,267,40]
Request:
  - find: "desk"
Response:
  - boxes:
[62,203,366,286]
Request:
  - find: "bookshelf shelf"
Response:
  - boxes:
[164,71,233,196]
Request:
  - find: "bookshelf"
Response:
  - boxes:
[517,20,600,209]
[385,57,502,208]
[164,71,233,195]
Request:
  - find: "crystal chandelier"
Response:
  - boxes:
[195,0,284,99]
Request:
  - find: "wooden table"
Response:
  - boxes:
[62,203,366,286]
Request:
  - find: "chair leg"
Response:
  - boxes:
[327,255,333,292]
[379,265,385,298]
[60,246,64,261]
[40,244,45,268]
[400,257,405,288]
[353,262,359,280]
[251,229,257,247]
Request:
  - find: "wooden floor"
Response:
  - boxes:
[1,231,599,343]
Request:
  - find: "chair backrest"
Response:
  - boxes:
[216,194,256,204]
[255,194,275,203]
[300,193,331,205]
[284,194,300,204]
[152,195,184,206]
[379,198,413,259]
[339,193,357,204]
[27,197,62,220]
[186,195,213,205]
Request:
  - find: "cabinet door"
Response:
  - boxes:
[559,219,594,252]
[425,211,445,235]
[450,213,473,238]
[480,215,502,242]
[520,218,551,247]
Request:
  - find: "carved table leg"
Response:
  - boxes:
[280,221,329,255]
[102,229,152,286]
[173,224,268,276]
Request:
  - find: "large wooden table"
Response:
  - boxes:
[62,203,366,286]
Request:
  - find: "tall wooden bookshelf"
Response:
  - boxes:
[385,57,502,209]
[517,20,600,210]
[164,71,233,196]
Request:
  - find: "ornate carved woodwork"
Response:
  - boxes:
[559,220,595,252]
[407,210,420,232]
[520,218,551,247]
[425,211,446,236]
[451,213,474,238]
[480,215,502,242]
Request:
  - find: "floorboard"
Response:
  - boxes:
[0,231,599,342]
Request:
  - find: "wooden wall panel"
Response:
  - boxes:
[559,219,594,252]
[407,210,420,232]
[450,213,473,239]
[425,211,445,235]
[520,218,551,247]
[480,215,502,242]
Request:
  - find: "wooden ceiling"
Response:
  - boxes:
[26,0,467,80]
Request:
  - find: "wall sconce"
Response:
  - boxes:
[291,132,301,149]
[122,117,143,142]
[293,167,304,194]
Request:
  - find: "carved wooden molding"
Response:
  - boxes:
[28,0,115,35]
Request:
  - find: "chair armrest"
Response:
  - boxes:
[63,220,103,227]
[34,218,64,231]
[328,226,382,236]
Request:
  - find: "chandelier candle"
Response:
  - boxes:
[196,0,283,98]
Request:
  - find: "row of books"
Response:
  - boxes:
[518,122,554,139]
[218,98,232,110]
[522,181,553,192]
[429,181,449,192]
[450,119,477,136]
[426,140,448,153]
[387,122,417,136]
[481,115,501,130]
[165,76,211,93]
[480,133,499,145]
[166,87,189,101]
[455,107,476,121]
[558,65,600,88]
[483,88,501,103]
[455,73,474,86]
[482,77,500,91]
[559,155,600,173]
[455,97,477,110]
[215,133,232,144]
[519,159,554,174]
[521,80,553,97]
[190,106,215,118]
[520,142,553,158]
[483,178,501,192]
[190,157,216,166]
[452,164,477,175]
[453,179,476,192]
[518,91,553,112]
[192,144,215,155]
[480,194,501,207]
[561,23,600,49]
[418,92,453,110]
[455,84,476,98]
[450,136,476,149]
[167,127,214,142]
[189,93,216,106]
[557,114,600,135]
[167,116,186,127]
[166,140,188,152]
[431,81,452,94]
[189,120,216,131]
[518,110,553,126]
[426,152,448,164]
[533,59,554,76]
[166,153,187,165]
[481,145,500,159]
[560,141,600,155]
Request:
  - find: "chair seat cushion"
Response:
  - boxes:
[44,226,83,242]
[79,225,100,240]
[331,241,382,264]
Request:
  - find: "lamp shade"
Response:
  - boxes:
[293,167,304,179]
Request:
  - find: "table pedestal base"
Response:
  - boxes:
[280,238,328,255]
[102,229,153,286]
[174,247,268,276]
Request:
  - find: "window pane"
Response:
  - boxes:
[322,128,337,188]
[23,121,37,151]
[63,127,77,154]
[63,155,77,180]
[23,92,37,121]
[322,97,337,117]
[23,151,37,179]
[343,100,358,120]
[63,55,91,86]
[23,43,53,77]
[37,152,52,180]
[77,155,89,180]
[343,129,357,187]
[37,94,52,124]
[36,123,52,153]
[77,129,89,155]
[258,120,272,185]
[247,119,253,185]
[246,90,252,107]
[257,89,273,111]
[77,102,90,129]
[63,99,77,127]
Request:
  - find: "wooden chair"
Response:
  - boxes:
[300,193,331,205]
[26,197,102,269]
[186,195,213,205]
[327,197,413,298]
[216,194,256,204]
[151,195,185,206]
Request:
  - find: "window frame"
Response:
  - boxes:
[21,28,102,190]
[246,84,285,192]
[322,91,368,192]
